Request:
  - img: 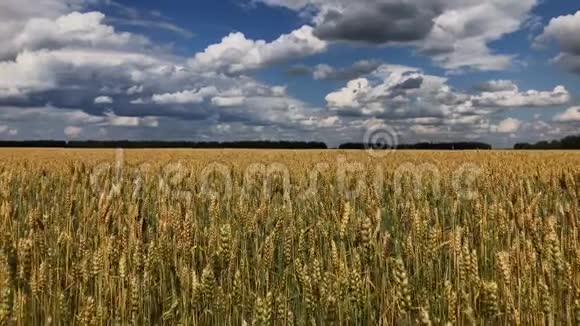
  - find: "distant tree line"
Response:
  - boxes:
[0,140,328,149]
[4,137,579,150]
[514,135,580,150]
[339,142,492,150]
[0,140,497,150]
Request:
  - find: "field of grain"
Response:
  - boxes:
[0,149,579,325]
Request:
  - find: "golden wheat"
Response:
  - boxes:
[0,148,578,325]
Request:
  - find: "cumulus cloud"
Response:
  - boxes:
[255,0,439,44]
[0,105,162,139]
[254,0,538,71]
[493,118,522,133]
[313,2,439,44]
[94,95,113,104]
[211,96,246,107]
[127,85,143,95]
[472,86,570,108]
[188,25,327,74]
[64,126,83,137]
[13,12,149,53]
[0,3,365,142]
[323,63,573,145]
[326,78,371,109]
[420,0,536,71]
[0,0,574,146]
[325,64,445,117]
[0,105,158,128]
[0,6,202,110]
[0,0,86,59]
[104,111,159,127]
[301,115,340,128]
[0,44,165,99]
[151,87,218,105]
[0,88,27,99]
[554,107,580,122]
[535,11,580,73]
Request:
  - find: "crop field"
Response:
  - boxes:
[0,149,579,325]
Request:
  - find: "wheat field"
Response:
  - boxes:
[0,149,579,325]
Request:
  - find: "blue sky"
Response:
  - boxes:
[0,0,579,147]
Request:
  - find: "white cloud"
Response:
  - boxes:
[554,107,580,122]
[0,50,61,95]
[325,64,452,117]
[0,0,86,59]
[0,47,165,97]
[151,87,218,104]
[411,125,441,135]
[535,11,580,73]
[421,0,537,71]
[254,0,538,71]
[0,105,159,133]
[324,66,566,118]
[64,126,83,137]
[211,96,245,107]
[0,8,178,101]
[0,0,574,146]
[472,85,570,107]
[318,116,340,127]
[0,4,340,140]
[301,115,339,128]
[127,85,144,95]
[0,87,27,99]
[323,64,572,145]
[325,78,370,108]
[188,25,327,74]
[535,11,580,53]
[493,118,521,133]
[94,95,113,104]
[104,112,159,127]
[14,11,148,53]
[0,106,99,125]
